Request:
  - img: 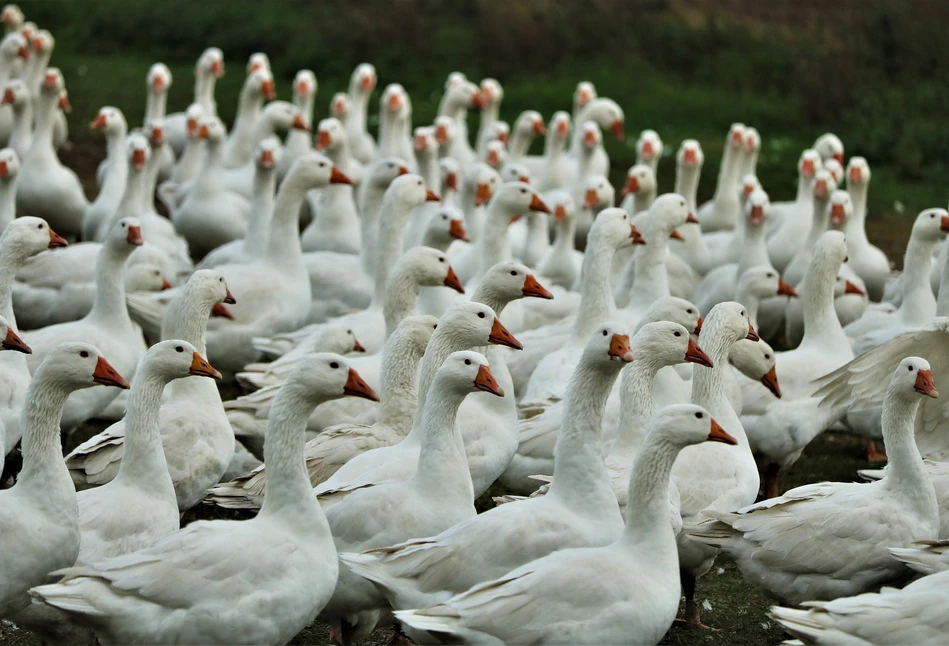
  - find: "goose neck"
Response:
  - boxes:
[243,167,276,258]
[573,231,619,338]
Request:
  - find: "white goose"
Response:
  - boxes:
[67,270,236,510]
[395,405,735,646]
[691,356,940,606]
[29,354,377,646]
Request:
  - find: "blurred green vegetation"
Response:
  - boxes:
[19,0,949,256]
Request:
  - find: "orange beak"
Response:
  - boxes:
[473,363,504,397]
[189,352,222,380]
[291,114,309,132]
[131,149,146,171]
[426,189,441,202]
[760,365,781,398]
[707,417,738,445]
[554,204,567,222]
[48,227,68,248]
[260,78,276,100]
[529,193,550,213]
[1,89,14,105]
[475,183,492,206]
[127,225,144,245]
[684,337,713,367]
[316,130,331,150]
[211,303,233,319]
[488,317,522,350]
[522,274,553,299]
[92,355,130,389]
[610,120,624,140]
[746,321,760,341]
[608,333,634,362]
[777,277,798,297]
[584,189,598,209]
[443,266,465,293]
[91,113,107,130]
[532,120,546,135]
[844,280,865,296]
[2,327,31,354]
[622,175,640,196]
[344,368,379,401]
[448,219,468,242]
[915,368,939,398]
[259,149,275,168]
[330,167,353,185]
[161,277,172,290]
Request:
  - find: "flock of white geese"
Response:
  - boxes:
[0,5,945,645]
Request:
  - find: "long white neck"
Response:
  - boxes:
[263,170,309,274]
[800,255,846,349]
[611,358,663,457]
[371,198,414,301]
[376,330,426,434]
[573,232,620,339]
[620,431,681,551]
[410,377,474,501]
[113,364,175,489]
[243,166,276,259]
[88,242,133,326]
[900,232,940,323]
[846,181,870,248]
[548,358,622,512]
[881,389,938,517]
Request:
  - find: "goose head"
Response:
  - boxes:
[261,100,307,133]
[581,98,624,140]
[547,111,571,146]
[2,216,67,258]
[827,189,852,230]
[146,63,171,94]
[678,139,704,170]
[145,339,222,382]
[350,63,376,96]
[365,157,410,191]
[910,207,949,242]
[638,296,704,336]
[293,69,316,103]
[285,151,352,189]
[330,92,350,121]
[465,163,501,207]
[590,207,643,248]
[1,5,24,33]
[246,52,270,76]
[145,119,164,149]
[582,321,634,366]
[434,115,455,151]
[654,404,736,447]
[814,133,844,165]
[254,137,280,171]
[0,146,20,181]
[738,265,797,301]
[582,175,615,211]
[500,162,531,185]
[385,173,439,209]
[646,193,694,242]
[288,353,378,404]
[413,126,438,159]
[197,47,224,79]
[621,164,656,200]
[245,67,275,101]
[489,181,549,220]
[195,116,226,144]
[381,83,410,119]
[124,263,170,293]
[704,301,759,346]
[478,78,503,111]
[745,187,770,227]
[0,31,26,63]
[439,301,522,350]
[846,156,870,188]
[731,338,781,399]
[424,206,468,247]
[437,350,504,398]
[481,261,553,301]
[36,342,130,391]
[636,129,663,165]
[125,133,151,173]
[514,110,545,140]
[573,81,597,115]
[0,313,29,353]
[633,321,712,369]
[484,139,507,170]
[438,157,460,195]
[1,78,28,109]
[397,246,465,294]
[184,104,204,140]
[108,216,144,251]
[90,106,127,137]
[798,148,821,181]
[892,357,938,400]
[315,117,347,153]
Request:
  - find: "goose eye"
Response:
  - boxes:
[477,312,485,319]
[80,350,89,358]
[464,359,471,365]
[510,270,517,276]
[175,346,183,352]
[330,362,339,369]
[674,331,681,337]
[695,412,703,419]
